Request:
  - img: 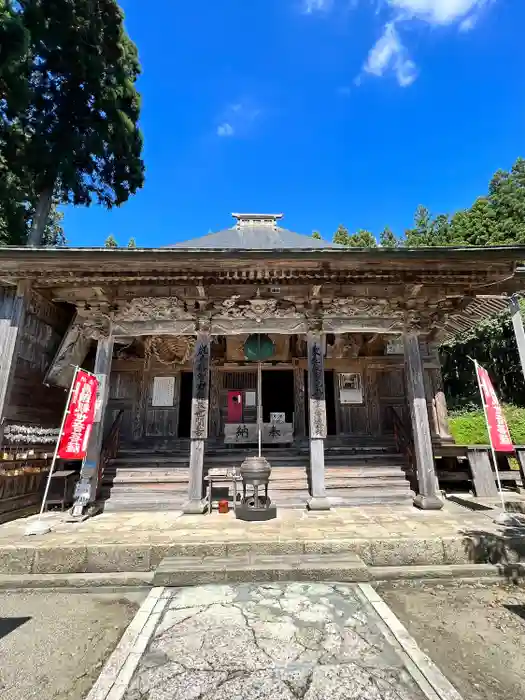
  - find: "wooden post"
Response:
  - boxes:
[0,283,31,438]
[72,336,114,513]
[404,332,443,510]
[468,447,498,497]
[293,365,306,440]
[306,331,330,510]
[428,343,453,442]
[183,330,210,514]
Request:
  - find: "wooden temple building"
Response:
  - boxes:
[0,213,524,515]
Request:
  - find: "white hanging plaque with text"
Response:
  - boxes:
[152,376,175,407]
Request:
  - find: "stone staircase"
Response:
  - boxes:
[101,443,413,512]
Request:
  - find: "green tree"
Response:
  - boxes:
[312,230,321,240]
[127,237,137,248]
[379,226,398,248]
[348,229,377,247]
[450,198,497,246]
[1,0,145,247]
[104,234,118,248]
[487,158,525,244]
[333,224,350,245]
[404,205,433,247]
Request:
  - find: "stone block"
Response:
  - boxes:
[150,542,227,567]
[154,568,228,586]
[0,546,34,574]
[303,539,372,563]
[33,546,87,574]
[86,544,151,573]
[225,566,280,584]
[227,540,304,556]
[441,537,470,565]
[369,537,445,566]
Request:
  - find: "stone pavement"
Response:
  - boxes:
[87,583,463,700]
[1,500,523,575]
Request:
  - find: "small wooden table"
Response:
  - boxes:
[205,467,242,514]
[44,470,78,511]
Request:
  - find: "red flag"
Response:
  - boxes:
[58,370,99,460]
[476,363,514,453]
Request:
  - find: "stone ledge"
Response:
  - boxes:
[153,552,371,586]
[0,532,523,574]
[0,571,154,589]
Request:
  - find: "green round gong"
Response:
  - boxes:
[244,334,275,362]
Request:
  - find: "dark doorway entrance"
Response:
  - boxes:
[303,369,337,436]
[262,370,294,425]
[178,372,193,438]
[325,370,337,436]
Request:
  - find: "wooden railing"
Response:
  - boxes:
[96,410,124,498]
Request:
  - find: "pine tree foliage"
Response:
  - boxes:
[379,226,398,248]
[127,237,137,248]
[0,0,145,246]
[104,234,118,248]
[333,224,350,245]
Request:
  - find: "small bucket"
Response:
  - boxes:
[218,499,229,514]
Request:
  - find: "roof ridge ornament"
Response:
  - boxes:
[232,213,283,230]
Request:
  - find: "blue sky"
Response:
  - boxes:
[63,0,525,247]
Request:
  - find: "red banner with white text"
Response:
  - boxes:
[57,370,99,460]
[476,363,514,453]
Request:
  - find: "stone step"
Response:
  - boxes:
[153,552,371,586]
[327,490,414,506]
[111,450,405,466]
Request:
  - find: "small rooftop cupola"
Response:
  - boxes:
[232,213,283,231]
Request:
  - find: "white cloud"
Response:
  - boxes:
[301,0,493,88]
[303,0,331,12]
[217,123,234,137]
[458,14,477,31]
[386,0,488,25]
[215,100,262,138]
[363,22,418,87]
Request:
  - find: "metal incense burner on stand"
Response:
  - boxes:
[235,455,277,521]
[235,333,277,521]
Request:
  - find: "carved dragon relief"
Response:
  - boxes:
[75,291,475,338]
[212,293,302,320]
[321,297,404,318]
[114,296,194,322]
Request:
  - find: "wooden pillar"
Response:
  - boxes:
[468,448,498,497]
[133,353,150,441]
[183,330,210,514]
[404,332,443,510]
[0,283,30,437]
[293,365,306,440]
[72,335,114,512]
[428,343,453,442]
[306,331,330,510]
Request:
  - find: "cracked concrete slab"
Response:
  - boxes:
[110,583,457,700]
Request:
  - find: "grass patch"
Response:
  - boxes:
[449,404,525,446]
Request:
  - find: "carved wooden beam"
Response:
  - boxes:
[44,313,92,389]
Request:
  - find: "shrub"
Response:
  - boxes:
[449,405,525,445]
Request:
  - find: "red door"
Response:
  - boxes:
[227,390,243,422]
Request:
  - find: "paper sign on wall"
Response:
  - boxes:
[152,376,175,407]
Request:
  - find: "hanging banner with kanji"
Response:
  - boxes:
[476,363,514,453]
[57,370,99,459]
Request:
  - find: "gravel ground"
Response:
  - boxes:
[0,589,145,700]
[380,581,525,700]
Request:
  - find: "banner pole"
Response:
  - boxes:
[473,359,506,513]
[25,366,80,536]
[257,361,262,458]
